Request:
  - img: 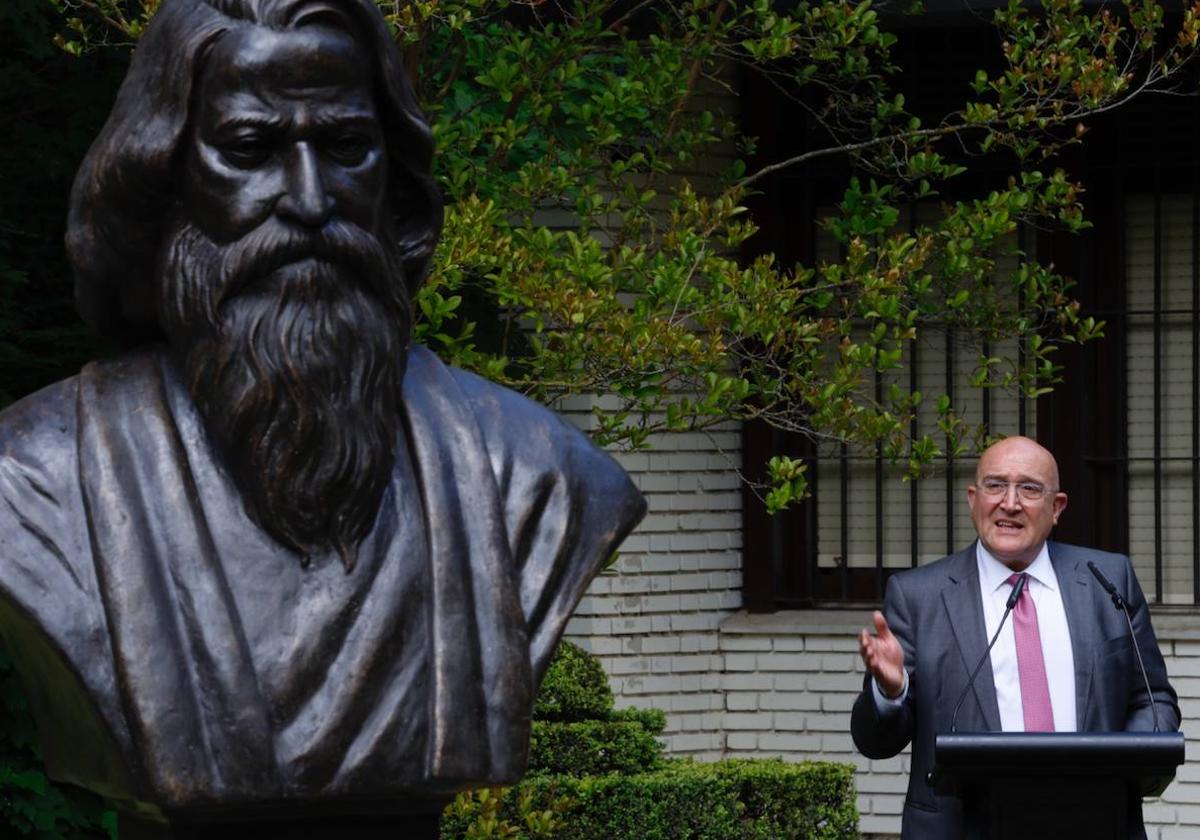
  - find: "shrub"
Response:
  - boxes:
[533,641,613,723]
[712,759,860,840]
[446,642,859,839]
[442,760,859,840]
[528,718,664,777]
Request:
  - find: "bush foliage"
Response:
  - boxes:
[532,640,615,723]
[444,642,859,839]
[443,761,858,840]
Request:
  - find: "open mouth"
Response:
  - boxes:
[994,520,1024,531]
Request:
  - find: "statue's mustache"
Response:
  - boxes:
[217,219,397,307]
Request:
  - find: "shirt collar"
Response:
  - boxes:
[976,539,1057,594]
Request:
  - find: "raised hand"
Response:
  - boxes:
[859,610,906,699]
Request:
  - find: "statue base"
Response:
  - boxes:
[119,812,441,840]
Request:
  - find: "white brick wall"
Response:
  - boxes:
[566,423,743,758]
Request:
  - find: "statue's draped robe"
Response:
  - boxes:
[0,345,644,823]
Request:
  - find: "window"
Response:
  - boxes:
[739,25,1200,610]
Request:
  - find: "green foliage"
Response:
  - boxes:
[442,760,859,840]
[532,640,614,722]
[446,643,857,839]
[528,717,664,777]
[443,786,573,840]
[529,643,665,777]
[29,0,1200,500]
[0,649,114,839]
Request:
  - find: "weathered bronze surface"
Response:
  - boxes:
[0,0,645,834]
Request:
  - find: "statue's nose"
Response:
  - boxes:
[276,142,334,227]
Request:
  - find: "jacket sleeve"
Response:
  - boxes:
[851,573,918,759]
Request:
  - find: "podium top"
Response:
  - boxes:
[932,731,1185,797]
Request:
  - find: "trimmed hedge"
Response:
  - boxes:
[533,641,614,722]
[445,641,859,839]
[528,718,664,776]
[710,759,860,840]
[440,759,859,840]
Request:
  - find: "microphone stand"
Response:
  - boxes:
[1087,561,1160,733]
[950,573,1026,733]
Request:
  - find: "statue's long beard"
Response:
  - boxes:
[156,214,410,571]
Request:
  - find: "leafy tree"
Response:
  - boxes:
[39,0,1200,509]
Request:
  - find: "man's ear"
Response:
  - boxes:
[1052,491,1068,524]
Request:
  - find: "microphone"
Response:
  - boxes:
[1087,561,1160,732]
[950,573,1026,732]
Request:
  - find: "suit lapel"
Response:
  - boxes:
[1050,543,1097,729]
[941,542,1002,731]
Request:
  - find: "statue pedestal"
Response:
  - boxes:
[120,813,441,840]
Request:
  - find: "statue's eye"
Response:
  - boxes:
[221,135,273,169]
[325,134,372,166]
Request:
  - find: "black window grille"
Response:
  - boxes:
[739,29,1200,610]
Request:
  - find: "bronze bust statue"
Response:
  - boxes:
[0,0,645,835]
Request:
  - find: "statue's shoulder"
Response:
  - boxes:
[0,371,94,612]
[0,347,171,543]
[0,374,81,473]
[405,345,645,509]
[0,349,168,459]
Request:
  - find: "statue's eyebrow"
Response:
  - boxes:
[211,114,288,133]
[307,111,380,129]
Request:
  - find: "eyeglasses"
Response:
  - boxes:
[977,479,1054,501]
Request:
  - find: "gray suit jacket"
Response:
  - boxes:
[850,541,1180,840]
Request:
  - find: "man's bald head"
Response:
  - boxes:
[967,436,1068,571]
[974,436,1061,490]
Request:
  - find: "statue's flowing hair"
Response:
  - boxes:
[67,0,443,339]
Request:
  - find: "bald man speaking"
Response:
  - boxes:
[850,437,1179,839]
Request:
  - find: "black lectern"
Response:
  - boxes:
[930,732,1185,840]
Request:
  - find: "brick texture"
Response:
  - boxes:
[565,421,742,758]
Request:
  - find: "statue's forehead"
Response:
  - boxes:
[202,23,370,94]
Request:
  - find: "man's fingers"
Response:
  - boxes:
[872,610,892,640]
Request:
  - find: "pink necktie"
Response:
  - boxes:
[1007,573,1054,731]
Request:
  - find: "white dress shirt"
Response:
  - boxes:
[872,541,1077,732]
[977,541,1076,731]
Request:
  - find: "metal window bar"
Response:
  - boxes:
[875,368,885,594]
[910,204,920,570]
[1018,222,1027,438]
[981,340,991,435]
[910,339,920,569]
[1193,177,1199,605]
[945,327,956,555]
[807,429,819,601]
[840,441,849,599]
[1153,183,1164,604]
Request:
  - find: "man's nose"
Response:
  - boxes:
[276,143,334,227]
[1000,484,1023,509]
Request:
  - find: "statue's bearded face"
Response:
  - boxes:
[156,22,409,570]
